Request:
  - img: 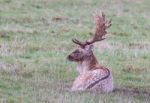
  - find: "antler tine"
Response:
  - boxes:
[105,19,111,28]
[72,39,81,45]
[72,39,86,48]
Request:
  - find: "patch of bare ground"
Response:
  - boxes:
[52,16,68,22]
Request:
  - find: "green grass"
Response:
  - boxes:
[0,0,150,102]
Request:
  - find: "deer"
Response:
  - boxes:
[67,12,113,92]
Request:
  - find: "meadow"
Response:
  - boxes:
[0,0,150,102]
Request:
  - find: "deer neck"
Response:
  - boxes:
[76,54,99,74]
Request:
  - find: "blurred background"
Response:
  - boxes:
[0,0,150,103]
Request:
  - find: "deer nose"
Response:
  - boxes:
[67,55,73,60]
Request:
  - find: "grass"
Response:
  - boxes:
[0,0,150,102]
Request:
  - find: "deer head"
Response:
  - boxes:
[67,12,111,62]
[67,44,94,62]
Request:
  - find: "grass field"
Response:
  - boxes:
[0,0,150,102]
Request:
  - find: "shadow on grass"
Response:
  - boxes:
[63,83,150,100]
[112,87,150,99]
[60,79,150,101]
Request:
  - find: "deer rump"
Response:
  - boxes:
[71,67,112,92]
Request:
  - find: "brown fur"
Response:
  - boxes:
[67,12,113,92]
[68,47,113,92]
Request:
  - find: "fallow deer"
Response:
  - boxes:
[67,12,113,92]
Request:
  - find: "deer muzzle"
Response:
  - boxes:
[67,55,74,61]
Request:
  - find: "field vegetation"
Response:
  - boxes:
[0,0,150,102]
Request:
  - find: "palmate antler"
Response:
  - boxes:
[72,12,111,48]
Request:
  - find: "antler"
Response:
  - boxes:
[72,12,111,48]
